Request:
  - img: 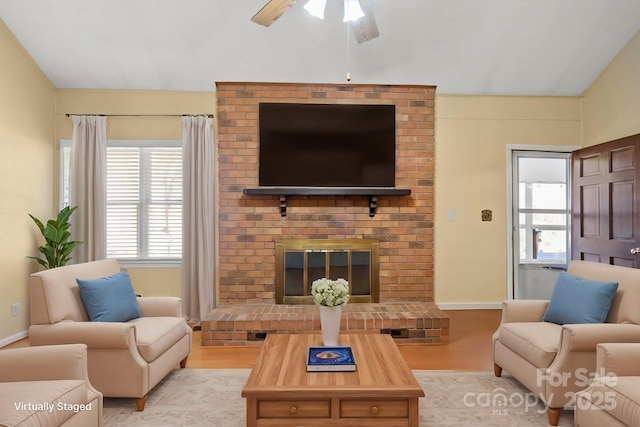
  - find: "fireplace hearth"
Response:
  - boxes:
[201,301,450,346]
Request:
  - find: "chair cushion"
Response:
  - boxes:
[76,270,141,322]
[0,380,89,427]
[498,322,562,368]
[578,376,640,427]
[542,272,618,325]
[129,316,189,363]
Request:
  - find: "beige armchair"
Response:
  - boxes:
[493,261,640,425]
[575,343,640,427]
[28,259,192,411]
[0,343,102,427]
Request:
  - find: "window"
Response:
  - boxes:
[60,140,182,266]
[515,155,570,264]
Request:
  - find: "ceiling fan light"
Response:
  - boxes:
[304,0,327,20]
[343,0,364,22]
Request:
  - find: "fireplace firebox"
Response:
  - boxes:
[275,239,380,304]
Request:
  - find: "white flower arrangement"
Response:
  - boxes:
[311,278,350,307]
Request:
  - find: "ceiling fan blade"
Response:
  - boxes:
[251,0,298,27]
[351,0,379,43]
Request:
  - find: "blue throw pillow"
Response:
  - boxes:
[542,272,618,325]
[77,270,141,322]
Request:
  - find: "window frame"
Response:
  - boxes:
[513,153,571,265]
[60,139,183,268]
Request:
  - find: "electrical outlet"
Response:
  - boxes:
[11,303,19,317]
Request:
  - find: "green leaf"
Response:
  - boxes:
[56,206,77,225]
[43,226,71,245]
[27,256,48,268]
[60,244,77,259]
[28,214,46,234]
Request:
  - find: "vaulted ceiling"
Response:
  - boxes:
[1,0,639,95]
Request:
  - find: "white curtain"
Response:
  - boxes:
[69,115,107,263]
[182,116,216,324]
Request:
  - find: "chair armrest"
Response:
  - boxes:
[29,321,136,349]
[498,300,549,324]
[544,324,640,385]
[596,342,640,377]
[561,323,640,352]
[137,296,183,317]
[0,343,89,383]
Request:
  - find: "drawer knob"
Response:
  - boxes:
[371,406,379,415]
[290,406,297,414]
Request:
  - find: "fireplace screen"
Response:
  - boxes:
[275,239,379,304]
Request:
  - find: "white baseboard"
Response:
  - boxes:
[436,302,502,310]
[0,330,28,348]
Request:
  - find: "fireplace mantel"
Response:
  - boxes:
[243,187,411,217]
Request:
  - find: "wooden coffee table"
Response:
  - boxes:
[241,333,425,427]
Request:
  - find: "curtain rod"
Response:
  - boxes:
[65,113,214,118]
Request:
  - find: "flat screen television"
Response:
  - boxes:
[258,103,396,187]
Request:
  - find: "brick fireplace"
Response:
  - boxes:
[216,82,435,303]
[201,82,443,345]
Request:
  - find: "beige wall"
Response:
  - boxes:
[0,19,56,344]
[582,29,640,146]
[1,21,637,344]
[434,95,582,307]
[55,89,216,298]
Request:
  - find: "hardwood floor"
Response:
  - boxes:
[187,309,502,370]
[3,310,502,371]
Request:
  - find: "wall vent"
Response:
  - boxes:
[247,332,268,341]
[381,328,409,338]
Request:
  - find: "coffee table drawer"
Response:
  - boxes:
[258,400,330,418]
[341,399,409,418]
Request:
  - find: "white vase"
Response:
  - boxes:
[319,305,342,346]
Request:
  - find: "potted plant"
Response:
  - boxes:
[28,206,82,269]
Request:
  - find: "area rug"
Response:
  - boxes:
[102,369,574,426]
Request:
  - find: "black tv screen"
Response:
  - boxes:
[258,103,396,187]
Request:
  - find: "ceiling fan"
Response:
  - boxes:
[251,0,380,44]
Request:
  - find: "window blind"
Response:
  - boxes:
[106,144,182,260]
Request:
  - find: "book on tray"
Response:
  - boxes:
[307,346,357,372]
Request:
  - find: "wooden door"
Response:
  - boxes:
[572,134,640,267]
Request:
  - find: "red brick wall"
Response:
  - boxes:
[216,82,435,304]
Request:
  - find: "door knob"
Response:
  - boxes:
[631,247,640,255]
